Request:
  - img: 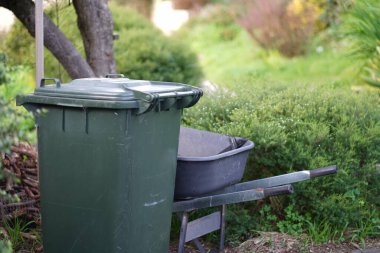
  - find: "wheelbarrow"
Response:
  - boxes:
[173,127,338,253]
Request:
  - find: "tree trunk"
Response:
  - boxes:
[0,0,95,79]
[73,0,116,77]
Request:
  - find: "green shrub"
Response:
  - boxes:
[343,0,380,88]
[3,3,202,85]
[2,23,35,68]
[0,52,7,84]
[112,4,203,85]
[114,29,202,85]
[225,207,259,246]
[277,204,311,236]
[0,65,36,253]
[111,2,155,31]
[0,66,35,171]
[0,98,34,165]
[182,81,380,242]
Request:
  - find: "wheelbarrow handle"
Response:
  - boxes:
[263,185,294,198]
[310,165,338,179]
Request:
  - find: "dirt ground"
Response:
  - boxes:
[169,232,380,253]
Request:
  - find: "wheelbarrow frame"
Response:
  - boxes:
[173,165,338,253]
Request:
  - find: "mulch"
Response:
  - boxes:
[0,143,43,252]
[170,232,380,253]
[1,143,40,224]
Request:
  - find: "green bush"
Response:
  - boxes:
[3,3,202,85]
[182,81,380,242]
[0,68,35,253]
[113,4,203,85]
[0,63,34,253]
[0,53,7,84]
[343,0,380,88]
[114,29,202,85]
[0,98,34,165]
[1,23,35,68]
[0,98,34,191]
[0,66,35,171]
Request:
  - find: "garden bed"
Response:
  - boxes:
[2,144,377,253]
[169,234,380,253]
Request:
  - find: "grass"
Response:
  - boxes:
[343,0,380,88]
[3,219,35,251]
[175,15,362,89]
[306,219,347,244]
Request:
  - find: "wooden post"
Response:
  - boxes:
[35,0,44,87]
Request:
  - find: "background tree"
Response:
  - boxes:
[0,0,116,79]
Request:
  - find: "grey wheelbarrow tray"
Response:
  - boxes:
[172,128,338,253]
[175,127,255,199]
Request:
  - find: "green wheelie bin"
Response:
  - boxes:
[17,76,202,253]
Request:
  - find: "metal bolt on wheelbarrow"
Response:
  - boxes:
[173,127,338,253]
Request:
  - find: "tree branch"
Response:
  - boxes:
[0,0,95,79]
[73,0,116,76]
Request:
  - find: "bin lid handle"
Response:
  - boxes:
[121,84,202,115]
[105,74,127,79]
[120,85,157,114]
[40,78,61,88]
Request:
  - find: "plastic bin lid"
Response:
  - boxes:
[17,77,202,113]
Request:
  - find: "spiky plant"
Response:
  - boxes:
[344,0,380,88]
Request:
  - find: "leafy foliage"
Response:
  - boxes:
[0,64,34,253]
[0,55,34,253]
[0,52,7,84]
[225,207,259,246]
[277,204,310,236]
[114,28,202,85]
[183,81,380,242]
[0,66,35,170]
[343,0,380,88]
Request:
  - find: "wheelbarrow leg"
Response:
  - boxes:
[176,208,225,253]
[219,205,226,252]
[192,239,207,253]
[178,212,189,253]
[176,212,208,253]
